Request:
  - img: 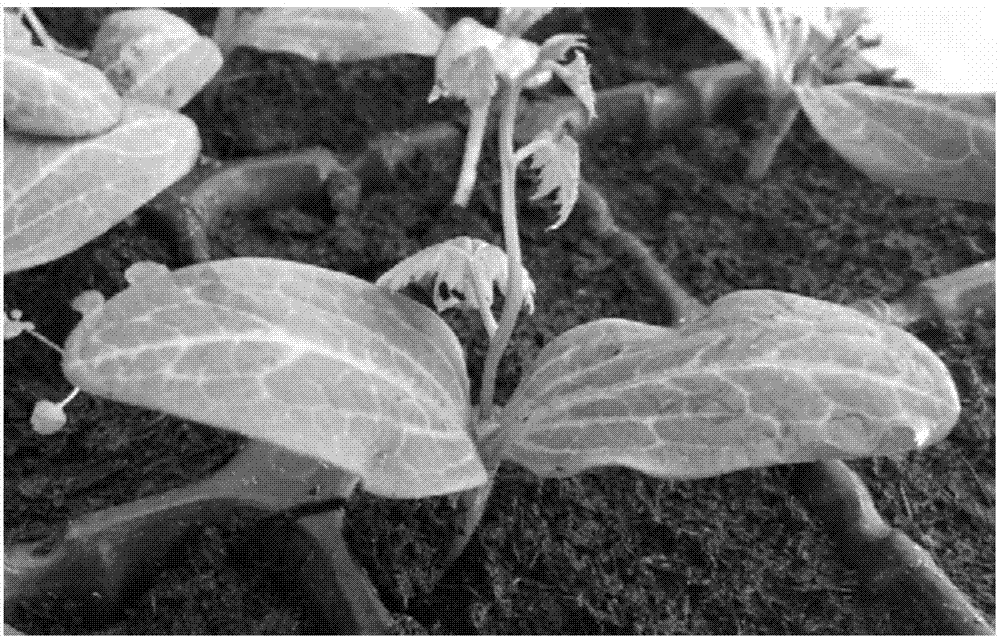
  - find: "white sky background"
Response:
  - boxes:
[789,6,998,93]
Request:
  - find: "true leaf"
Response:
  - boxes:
[88,9,223,111]
[3,100,200,274]
[4,46,122,137]
[498,290,960,480]
[795,83,996,204]
[62,258,488,498]
[212,7,444,63]
[376,236,537,315]
[525,131,582,230]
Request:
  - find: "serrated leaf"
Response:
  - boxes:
[795,83,995,204]
[376,236,536,315]
[212,7,444,62]
[498,290,959,480]
[525,131,581,230]
[496,8,552,37]
[4,46,123,137]
[3,100,200,274]
[61,258,488,498]
[88,9,223,111]
[5,9,32,50]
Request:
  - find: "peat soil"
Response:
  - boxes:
[4,8,995,634]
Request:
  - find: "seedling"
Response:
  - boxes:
[691,7,995,202]
[428,9,595,209]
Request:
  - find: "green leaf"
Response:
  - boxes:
[4,45,122,137]
[495,8,552,37]
[88,9,223,111]
[430,44,498,110]
[525,131,581,230]
[212,7,444,62]
[376,237,536,316]
[62,258,488,498]
[795,83,995,204]
[4,100,200,274]
[498,290,960,480]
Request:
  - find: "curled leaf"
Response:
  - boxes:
[498,290,959,480]
[62,258,487,498]
[3,46,122,137]
[88,9,223,111]
[4,100,200,273]
[376,236,536,315]
[525,131,581,230]
[431,17,549,100]
[795,83,995,203]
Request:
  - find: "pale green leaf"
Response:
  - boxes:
[795,83,995,203]
[4,100,200,273]
[62,258,488,498]
[4,46,122,137]
[212,7,444,62]
[525,131,581,230]
[498,290,959,480]
[376,236,536,315]
[88,9,223,111]
[430,45,498,110]
[496,8,552,37]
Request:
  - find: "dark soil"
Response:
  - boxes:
[4,8,995,634]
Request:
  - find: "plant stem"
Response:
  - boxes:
[452,103,490,208]
[20,8,57,51]
[478,81,527,420]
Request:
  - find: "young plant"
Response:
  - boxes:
[429,9,590,208]
[690,7,995,202]
[58,255,960,537]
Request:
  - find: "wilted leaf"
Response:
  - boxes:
[62,258,488,498]
[499,290,959,480]
[796,83,995,203]
[213,7,444,62]
[5,8,32,50]
[3,100,200,274]
[495,8,552,37]
[525,131,581,230]
[4,46,122,137]
[88,8,223,111]
[376,236,536,315]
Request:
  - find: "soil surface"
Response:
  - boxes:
[4,8,995,634]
